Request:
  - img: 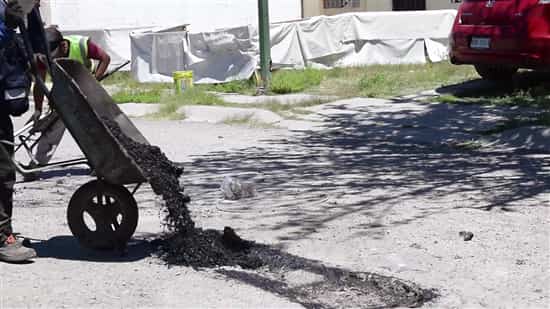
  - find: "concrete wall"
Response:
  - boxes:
[303,0,368,17]
[303,0,459,17]
[427,0,460,10]
[41,0,302,32]
[366,0,392,11]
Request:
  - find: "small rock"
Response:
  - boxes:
[459,231,474,241]
[220,176,256,200]
[516,259,526,265]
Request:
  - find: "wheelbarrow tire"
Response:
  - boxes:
[67,180,139,251]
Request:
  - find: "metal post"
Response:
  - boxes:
[258,0,271,94]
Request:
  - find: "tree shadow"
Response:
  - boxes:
[215,243,437,308]
[184,94,550,242]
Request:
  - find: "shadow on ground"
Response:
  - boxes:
[168,87,550,307]
[16,166,91,183]
[185,90,550,243]
[31,235,153,262]
[217,243,437,308]
[436,70,550,99]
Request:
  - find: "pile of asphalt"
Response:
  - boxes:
[104,119,261,268]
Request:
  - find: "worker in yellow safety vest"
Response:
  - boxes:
[24,27,111,181]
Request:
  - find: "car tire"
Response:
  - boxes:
[474,64,518,81]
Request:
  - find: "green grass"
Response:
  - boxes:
[429,70,550,109]
[101,71,135,85]
[434,90,550,109]
[108,62,478,103]
[109,74,172,104]
[318,62,477,98]
[151,87,228,119]
[270,68,325,94]
[197,78,257,95]
[111,87,166,103]
[221,114,279,128]
[247,98,327,116]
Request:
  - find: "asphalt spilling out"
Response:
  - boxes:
[104,119,437,307]
[104,119,262,268]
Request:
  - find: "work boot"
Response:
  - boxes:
[0,235,37,263]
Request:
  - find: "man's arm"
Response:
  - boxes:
[87,40,110,80]
[31,62,47,119]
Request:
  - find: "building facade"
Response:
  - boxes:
[303,0,460,18]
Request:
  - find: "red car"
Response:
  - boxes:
[450,0,550,80]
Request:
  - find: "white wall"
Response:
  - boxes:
[366,0,392,11]
[42,0,301,32]
[427,0,460,10]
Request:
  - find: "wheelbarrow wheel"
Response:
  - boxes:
[67,180,138,250]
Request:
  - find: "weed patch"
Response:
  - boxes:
[198,79,257,95]
[222,114,279,128]
[270,68,324,94]
[433,91,550,109]
[152,88,227,119]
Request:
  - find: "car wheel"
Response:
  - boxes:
[474,64,518,81]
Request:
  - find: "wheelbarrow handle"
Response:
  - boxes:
[98,60,131,82]
[17,7,53,101]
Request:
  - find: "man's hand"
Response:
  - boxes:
[5,1,24,28]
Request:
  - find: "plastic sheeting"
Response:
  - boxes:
[42,0,300,72]
[131,10,458,84]
[63,27,152,71]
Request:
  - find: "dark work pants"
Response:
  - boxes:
[0,114,14,243]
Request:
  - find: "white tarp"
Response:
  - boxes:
[42,0,300,73]
[63,27,153,71]
[131,10,458,84]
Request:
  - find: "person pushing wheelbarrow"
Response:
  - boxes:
[24,26,111,181]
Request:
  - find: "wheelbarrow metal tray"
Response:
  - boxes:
[50,59,147,185]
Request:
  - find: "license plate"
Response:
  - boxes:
[470,37,490,49]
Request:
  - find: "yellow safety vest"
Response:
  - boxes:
[66,35,92,70]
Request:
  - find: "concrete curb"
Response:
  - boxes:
[178,105,284,124]
[118,103,160,117]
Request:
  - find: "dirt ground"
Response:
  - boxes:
[1,96,549,308]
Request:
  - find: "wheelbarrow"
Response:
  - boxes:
[12,61,130,178]
[0,7,149,251]
[45,58,150,251]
